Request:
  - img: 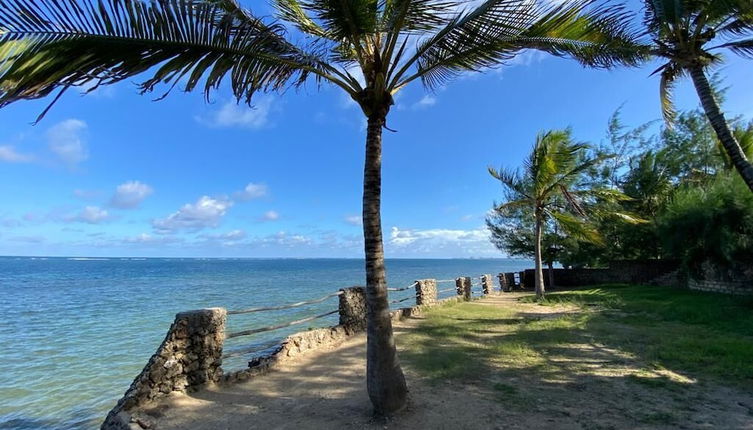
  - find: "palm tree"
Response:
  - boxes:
[641,0,753,192]
[0,0,644,414]
[489,129,638,299]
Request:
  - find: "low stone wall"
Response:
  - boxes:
[686,261,753,295]
[102,308,226,430]
[481,274,495,294]
[519,260,681,289]
[415,279,438,305]
[102,276,497,429]
[688,278,753,295]
[455,277,471,300]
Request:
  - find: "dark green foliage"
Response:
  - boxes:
[657,173,753,276]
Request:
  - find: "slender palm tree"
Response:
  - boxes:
[489,130,638,299]
[0,0,643,414]
[641,0,753,192]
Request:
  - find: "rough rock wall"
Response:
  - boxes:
[415,279,438,305]
[102,308,226,430]
[455,277,471,301]
[481,274,495,294]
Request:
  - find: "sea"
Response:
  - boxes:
[0,257,531,430]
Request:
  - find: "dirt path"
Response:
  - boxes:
[140,294,753,430]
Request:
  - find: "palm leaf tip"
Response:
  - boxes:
[0,0,322,115]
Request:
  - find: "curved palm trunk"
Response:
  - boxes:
[689,65,753,192]
[534,210,545,299]
[363,114,408,415]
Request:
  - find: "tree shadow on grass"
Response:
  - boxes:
[397,297,753,429]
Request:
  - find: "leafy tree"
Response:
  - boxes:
[0,0,645,413]
[487,129,637,298]
[640,0,753,191]
[486,202,567,286]
[657,173,753,277]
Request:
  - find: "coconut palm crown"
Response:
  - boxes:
[0,0,645,415]
[489,129,640,298]
[641,0,753,191]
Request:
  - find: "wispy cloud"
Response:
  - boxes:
[109,180,153,209]
[234,182,268,201]
[196,98,275,129]
[199,229,247,241]
[47,119,89,165]
[344,215,362,226]
[388,226,497,257]
[259,210,280,222]
[0,145,34,163]
[153,196,233,234]
[412,95,437,110]
[66,206,111,224]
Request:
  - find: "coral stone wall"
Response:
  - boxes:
[102,308,226,430]
[415,279,438,305]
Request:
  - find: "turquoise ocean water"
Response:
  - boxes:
[0,257,530,429]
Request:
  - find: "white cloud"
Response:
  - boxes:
[200,229,247,241]
[0,145,33,163]
[344,215,362,226]
[254,231,312,247]
[388,226,497,257]
[153,196,233,233]
[67,206,110,224]
[123,233,183,245]
[110,181,153,209]
[196,98,274,129]
[508,49,547,67]
[412,95,437,110]
[47,119,88,165]
[234,182,268,201]
[260,210,280,221]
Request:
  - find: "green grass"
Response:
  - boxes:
[401,284,753,391]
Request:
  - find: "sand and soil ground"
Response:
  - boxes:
[142,286,753,429]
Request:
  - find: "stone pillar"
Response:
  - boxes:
[455,277,472,301]
[338,287,366,330]
[498,273,514,292]
[102,308,226,429]
[498,273,508,292]
[415,279,438,305]
[481,274,494,294]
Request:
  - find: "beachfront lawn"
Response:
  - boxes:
[399,285,753,427]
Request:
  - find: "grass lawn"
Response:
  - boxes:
[399,285,753,427]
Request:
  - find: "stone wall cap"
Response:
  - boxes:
[176,308,227,317]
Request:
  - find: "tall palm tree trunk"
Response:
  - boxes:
[533,210,545,299]
[363,114,408,415]
[689,65,753,192]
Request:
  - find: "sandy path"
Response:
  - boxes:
[139,294,753,430]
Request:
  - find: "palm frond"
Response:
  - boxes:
[401,0,645,90]
[488,165,532,200]
[301,0,378,41]
[0,0,345,119]
[716,38,753,58]
[654,61,684,125]
[381,0,458,33]
[549,210,604,245]
[274,0,332,38]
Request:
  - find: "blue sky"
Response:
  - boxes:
[1,3,752,258]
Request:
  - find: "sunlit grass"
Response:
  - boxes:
[401,284,753,391]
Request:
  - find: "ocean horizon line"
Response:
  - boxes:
[0,255,526,261]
